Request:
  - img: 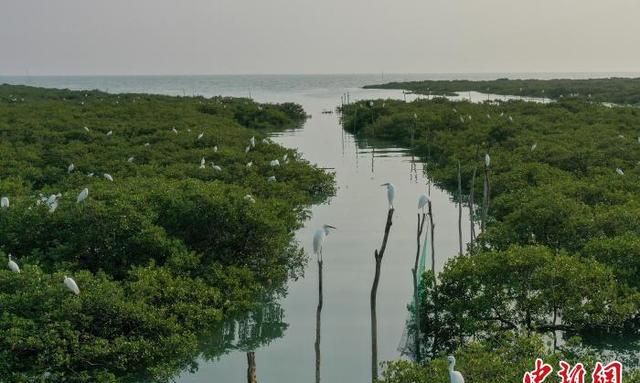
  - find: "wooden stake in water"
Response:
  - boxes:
[469,167,477,245]
[315,259,323,383]
[457,160,463,256]
[371,207,394,382]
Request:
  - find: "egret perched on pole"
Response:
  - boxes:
[77,188,89,203]
[7,254,20,273]
[64,276,80,295]
[1,197,9,208]
[418,193,430,213]
[313,224,336,261]
[448,356,464,383]
[381,183,396,209]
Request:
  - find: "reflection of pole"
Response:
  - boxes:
[247,352,257,383]
[412,213,427,361]
[315,259,323,383]
[371,208,395,382]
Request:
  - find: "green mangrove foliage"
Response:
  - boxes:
[0,85,334,382]
[365,77,640,105]
[341,97,640,367]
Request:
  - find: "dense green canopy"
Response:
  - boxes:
[365,77,640,105]
[0,85,334,382]
[341,95,640,380]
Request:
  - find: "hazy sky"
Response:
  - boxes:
[1,0,639,75]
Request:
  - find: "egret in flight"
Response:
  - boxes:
[381,183,396,209]
[77,188,89,203]
[448,356,464,383]
[418,193,430,213]
[64,276,80,295]
[313,224,336,261]
[7,254,20,273]
[1,197,9,208]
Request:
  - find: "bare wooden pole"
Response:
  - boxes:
[315,259,323,383]
[481,162,491,233]
[371,208,395,382]
[247,352,257,383]
[412,213,427,361]
[469,167,477,245]
[457,161,463,256]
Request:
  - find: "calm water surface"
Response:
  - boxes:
[2,73,638,382]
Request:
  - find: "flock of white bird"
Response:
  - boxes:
[1,126,288,298]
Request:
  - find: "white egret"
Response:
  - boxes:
[128,156,135,162]
[267,176,276,182]
[211,164,222,171]
[68,163,75,173]
[64,276,80,295]
[200,157,206,169]
[250,136,256,148]
[7,254,20,273]
[77,188,89,203]
[459,116,465,123]
[313,224,336,259]
[270,159,280,167]
[244,194,256,203]
[83,126,90,132]
[616,168,624,175]
[485,153,491,168]
[214,145,218,152]
[262,138,270,144]
[468,115,472,120]
[172,127,178,134]
[197,132,204,140]
[245,145,251,153]
[246,162,253,168]
[87,172,94,177]
[531,143,537,151]
[448,356,464,383]
[381,183,396,209]
[283,154,288,161]
[103,173,113,182]
[418,193,430,213]
[106,130,113,136]
[508,116,514,122]
[1,197,9,208]
[144,142,150,147]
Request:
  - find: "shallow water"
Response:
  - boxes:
[2,73,636,382]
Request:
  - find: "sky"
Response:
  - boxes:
[1,0,639,76]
